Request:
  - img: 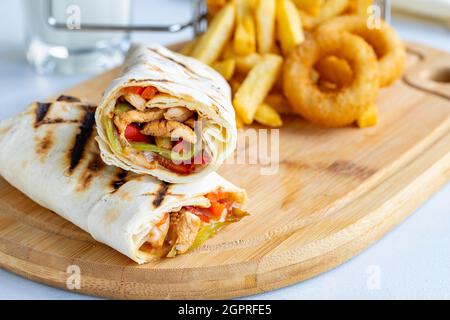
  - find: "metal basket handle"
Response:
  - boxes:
[45,0,390,37]
[45,0,208,36]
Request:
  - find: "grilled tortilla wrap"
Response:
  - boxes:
[0,97,247,264]
[96,43,237,183]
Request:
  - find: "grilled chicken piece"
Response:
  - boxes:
[164,107,193,122]
[113,116,126,138]
[123,93,146,111]
[113,108,164,139]
[174,210,201,254]
[140,119,197,144]
[147,213,170,249]
[184,118,196,129]
[121,108,164,123]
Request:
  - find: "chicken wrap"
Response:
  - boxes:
[0,97,247,264]
[95,43,237,183]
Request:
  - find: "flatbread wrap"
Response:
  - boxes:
[95,43,237,183]
[0,97,248,264]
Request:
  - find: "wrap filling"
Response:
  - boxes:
[104,85,211,175]
[139,188,248,258]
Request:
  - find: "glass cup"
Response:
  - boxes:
[22,0,131,75]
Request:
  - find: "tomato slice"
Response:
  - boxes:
[155,155,195,175]
[141,86,158,100]
[124,124,149,142]
[206,191,220,202]
[209,201,226,219]
[122,86,144,95]
[184,206,210,222]
[206,193,216,202]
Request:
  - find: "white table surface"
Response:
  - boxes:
[0,0,449,300]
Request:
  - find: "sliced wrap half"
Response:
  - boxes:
[0,97,247,264]
[96,43,237,183]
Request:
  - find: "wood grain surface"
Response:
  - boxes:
[0,42,449,299]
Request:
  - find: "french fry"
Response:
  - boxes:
[276,0,305,55]
[229,75,245,94]
[254,103,283,127]
[191,3,235,65]
[273,64,285,91]
[233,54,283,124]
[292,0,324,16]
[297,9,315,30]
[212,59,236,80]
[236,114,245,128]
[179,39,198,56]
[359,0,374,15]
[247,0,259,9]
[234,0,257,56]
[270,43,282,55]
[298,0,348,29]
[348,0,373,16]
[255,0,276,54]
[265,93,297,115]
[356,104,378,128]
[206,0,229,16]
[235,53,262,74]
[221,41,235,60]
[315,0,348,23]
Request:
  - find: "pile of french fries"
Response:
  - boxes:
[182,0,374,128]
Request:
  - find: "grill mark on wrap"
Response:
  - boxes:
[34,101,81,127]
[36,130,54,161]
[152,182,170,208]
[68,106,96,173]
[34,102,52,127]
[56,95,81,102]
[131,78,171,84]
[141,191,183,196]
[148,48,200,78]
[77,154,106,191]
[110,169,129,193]
[147,48,225,117]
[40,118,80,125]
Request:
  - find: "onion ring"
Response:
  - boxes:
[283,32,379,127]
[316,15,406,87]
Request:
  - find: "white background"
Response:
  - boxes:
[0,0,449,299]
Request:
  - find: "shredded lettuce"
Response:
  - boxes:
[166,244,178,258]
[115,102,133,114]
[189,207,249,251]
[189,221,231,251]
[104,118,122,153]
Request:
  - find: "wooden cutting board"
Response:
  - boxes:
[0,42,449,299]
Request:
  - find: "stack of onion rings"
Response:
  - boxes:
[316,15,406,87]
[283,32,379,127]
[283,14,405,127]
